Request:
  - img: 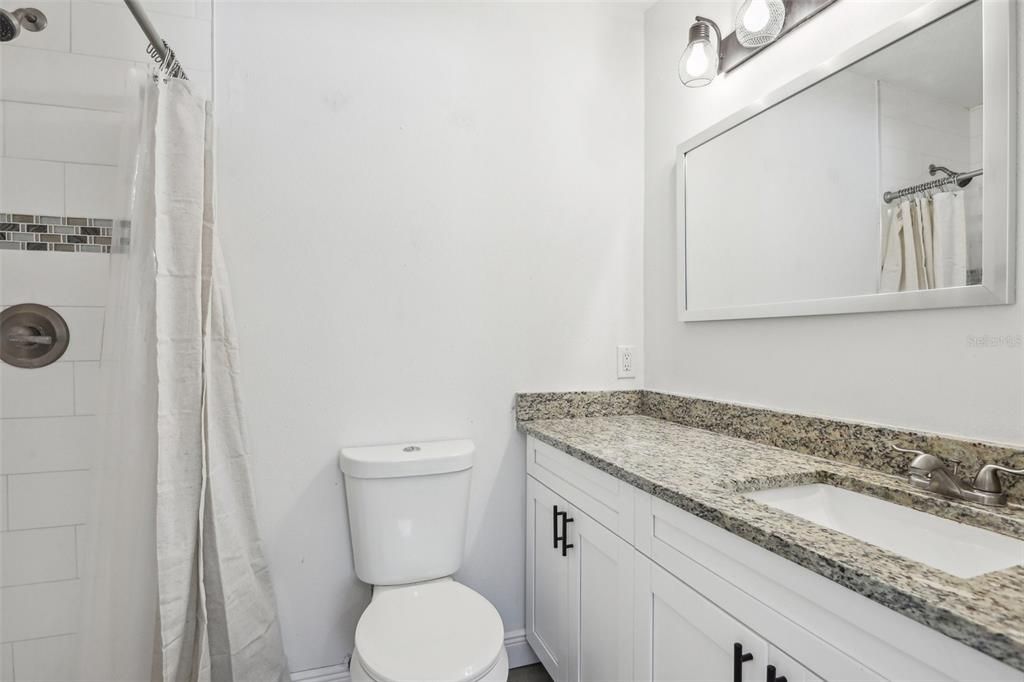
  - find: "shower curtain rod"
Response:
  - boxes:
[883,165,982,204]
[123,0,188,80]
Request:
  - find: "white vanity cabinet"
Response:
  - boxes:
[524,436,1023,682]
[768,648,825,682]
[634,558,768,682]
[526,476,572,680]
[526,475,634,682]
[633,556,825,682]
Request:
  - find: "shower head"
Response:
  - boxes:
[0,9,17,41]
[0,7,47,42]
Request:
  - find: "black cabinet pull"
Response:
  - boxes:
[552,505,560,549]
[560,512,574,556]
[766,664,787,682]
[733,643,753,682]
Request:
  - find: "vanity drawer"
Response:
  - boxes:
[526,436,634,543]
[642,497,1021,682]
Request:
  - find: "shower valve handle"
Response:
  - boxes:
[7,333,53,345]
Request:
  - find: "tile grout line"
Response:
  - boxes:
[0,413,94,421]
[62,163,70,217]
[97,309,106,376]
[4,468,90,477]
[71,360,77,415]
[4,40,198,68]
[0,522,84,532]
[2,572,80,591]
[4,521,87,534]
[67,0,74,56]
[0,573,79,589]
[0,156,118,169]
[2,632,77,648]
[0,98,126,116]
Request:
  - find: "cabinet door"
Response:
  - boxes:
[768,647,824,682]
[526,477,571,682]
[567,505,634,682]
[635,555,768,682]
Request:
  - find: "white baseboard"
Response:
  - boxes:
[289,629,539,682]
[503,628,540,669]
[291,662,350,682]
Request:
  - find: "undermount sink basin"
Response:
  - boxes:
[745,484,1024,578]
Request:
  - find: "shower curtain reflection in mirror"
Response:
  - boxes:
[879,191,970,293]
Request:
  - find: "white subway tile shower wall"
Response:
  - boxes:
[0,251,103,680]
[0,2,212,679]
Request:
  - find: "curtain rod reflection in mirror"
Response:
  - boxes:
[883,165,984,204]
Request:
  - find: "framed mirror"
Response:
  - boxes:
[676,0,1016,321]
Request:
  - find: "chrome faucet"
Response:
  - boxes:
[894,445,1023,507]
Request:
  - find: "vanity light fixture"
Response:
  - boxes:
[679,0,838,87]
[735,0,786,47]
[678,16,722,88]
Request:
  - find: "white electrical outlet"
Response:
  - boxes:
[617,345,636,379]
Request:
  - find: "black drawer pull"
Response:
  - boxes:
[766,664,787,682]
[733,643,753,682]
[559,512,574,556]
[552,505,560,549]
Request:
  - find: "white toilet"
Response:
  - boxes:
[339,439,509,682]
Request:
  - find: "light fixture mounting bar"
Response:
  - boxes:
[721,0,839,74]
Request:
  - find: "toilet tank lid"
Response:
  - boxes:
[339,439,474,479]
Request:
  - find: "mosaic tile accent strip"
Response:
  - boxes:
[515,390,1023,504]
[0,213,116,253]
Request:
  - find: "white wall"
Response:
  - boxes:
[214,2,644,674]
[644,0,1024,445]
[0,2,211,679]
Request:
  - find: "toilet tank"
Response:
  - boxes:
[339,439,474,586]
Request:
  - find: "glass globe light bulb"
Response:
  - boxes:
[735,0,785,48]
[678,19,720,88]
[685,41,709,77]
[742,0,770,32]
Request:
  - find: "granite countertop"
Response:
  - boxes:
[519,414,1024,672]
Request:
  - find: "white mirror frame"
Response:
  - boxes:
[676,0,1016,322]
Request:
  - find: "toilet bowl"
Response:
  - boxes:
[349,579,508,682]
[339,440,508,682]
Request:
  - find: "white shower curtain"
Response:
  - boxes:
[932,191,969,288]
[79,70,288,682]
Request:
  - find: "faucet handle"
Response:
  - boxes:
[973,464,1024,494]
[893,445,941,468]
[892,445,960,476]
[892,445,929,458]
